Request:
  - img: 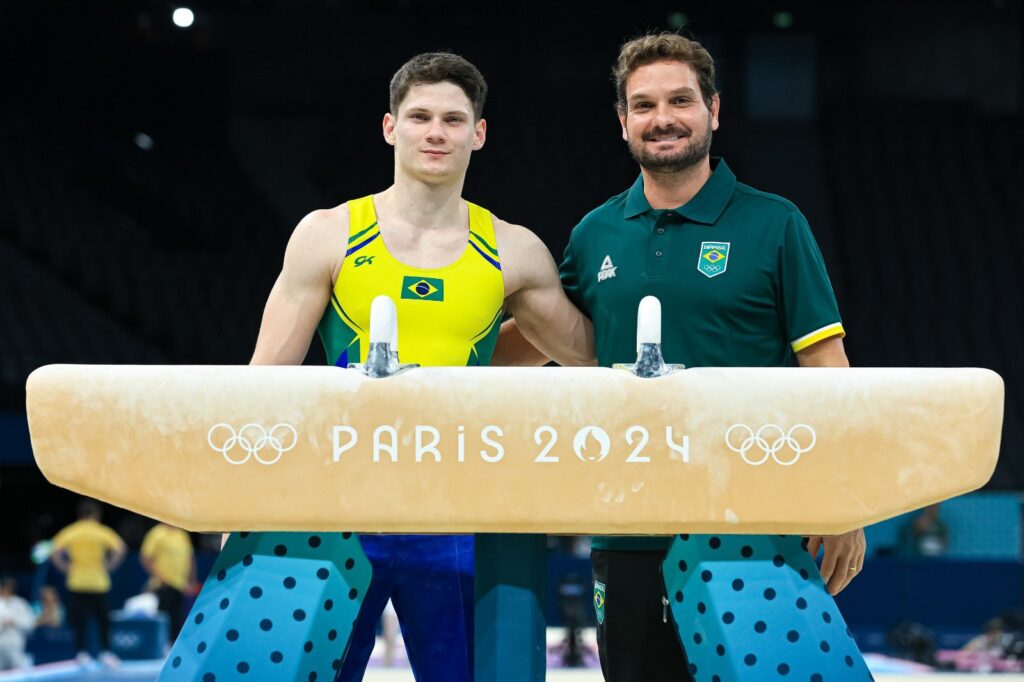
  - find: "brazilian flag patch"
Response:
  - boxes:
[401,276,444,302]
[594,580,606,624]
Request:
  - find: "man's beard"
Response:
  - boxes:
[627,115,712,173]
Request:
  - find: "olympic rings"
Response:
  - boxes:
[724,424,816,466]
[207,423,298,465]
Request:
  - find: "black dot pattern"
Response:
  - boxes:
[160,530,371,681]
[660,534,871,681]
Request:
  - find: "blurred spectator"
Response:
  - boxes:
[887,620,937,665]
[962,618,1008,654]
[900,504,949,556]
[33,586,64,628]
[0,576,34,671]
[140,523,195,642]
[51,499,126,667]
[557,572,587,667]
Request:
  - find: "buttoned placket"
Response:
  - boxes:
[648,210,676,277]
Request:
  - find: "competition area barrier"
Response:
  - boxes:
[27,363,1002,535]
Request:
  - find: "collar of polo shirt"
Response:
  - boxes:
[623,157,738,225]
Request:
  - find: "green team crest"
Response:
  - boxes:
[593,580,606,624]
[698,241,730,278]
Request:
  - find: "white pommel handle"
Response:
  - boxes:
[369,295,398,348]
[637,295,662,352]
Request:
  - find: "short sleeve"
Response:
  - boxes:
[559,229,588,315]
[140,528,159,559]
[51,528,70,551]
[778,211,845,352]
[101,526,125,552]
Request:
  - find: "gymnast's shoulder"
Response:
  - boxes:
[282,203,351,275]
[489,214,551,262]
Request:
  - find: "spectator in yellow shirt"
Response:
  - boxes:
[51,500,125,667]
[140,523,195,642]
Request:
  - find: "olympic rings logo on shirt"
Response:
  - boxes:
[207,423,298,466]
[724,424,816,466]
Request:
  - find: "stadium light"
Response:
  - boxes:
[134,132,154,151]
[668,12,688,29]
[773,11,794,29]
[172,7,195,28]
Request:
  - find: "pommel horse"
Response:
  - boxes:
[26,296,1002,681]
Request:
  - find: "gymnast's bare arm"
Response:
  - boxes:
[493,218,596,367]
[250,205,349,366]
[491,319,549,366]
[218,207,347,545]
[797,335,866,595]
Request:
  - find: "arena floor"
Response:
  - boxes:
[0,630,1015,682]
[1,660,1022,682]
[1,665,1023,682]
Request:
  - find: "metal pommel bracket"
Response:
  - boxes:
[615,296,685,377]
[350,295,418,378]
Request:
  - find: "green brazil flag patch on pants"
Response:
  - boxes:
[594,580,606,624]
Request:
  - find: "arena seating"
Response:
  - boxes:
[0,118,281,407]
[822,105,1024,488]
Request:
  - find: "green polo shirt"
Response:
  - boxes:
[560,158,844,552]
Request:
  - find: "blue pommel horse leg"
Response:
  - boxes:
[662,534,872,681]
[161,531,371,681]
[475,534,548,682]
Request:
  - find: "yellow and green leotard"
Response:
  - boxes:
[317,195,505,368]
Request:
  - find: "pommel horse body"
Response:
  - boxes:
[26,297,1003,681]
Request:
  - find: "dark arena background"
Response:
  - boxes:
[0,1,1021,679]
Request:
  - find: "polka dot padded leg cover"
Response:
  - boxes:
[159,531,371,682]
[662,534,873,682]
